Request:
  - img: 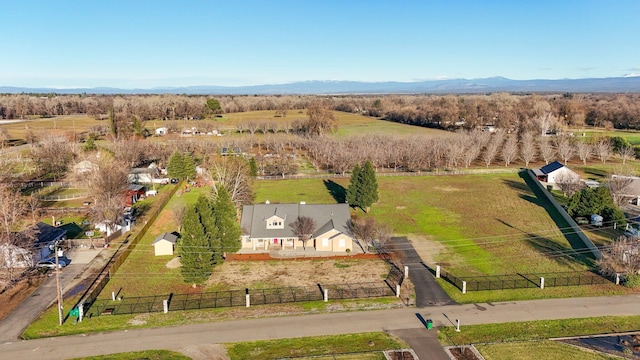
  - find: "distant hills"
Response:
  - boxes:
[2,76,640,95]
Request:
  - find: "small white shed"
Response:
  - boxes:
[153,233,178,256]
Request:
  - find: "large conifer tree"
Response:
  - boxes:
[359,160,379,213]
[195,195,220,263]
[167,151,184,179]
[213,185,241,256]
[346,163,361,207]
[179,206,213,285]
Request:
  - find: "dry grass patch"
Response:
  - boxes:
[206,259,390,289]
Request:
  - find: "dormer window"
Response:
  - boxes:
[265,216,285,229]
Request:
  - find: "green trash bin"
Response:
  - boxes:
[426,319,433,329]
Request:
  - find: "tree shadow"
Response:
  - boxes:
[496,218,595,268]
[323,180,346,203]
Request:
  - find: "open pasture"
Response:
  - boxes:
[255,173,608,279]
[0,115,103,140]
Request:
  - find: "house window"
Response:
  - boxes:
[338,238,345,248]
[322,238,329,247]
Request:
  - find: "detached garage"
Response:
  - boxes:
[153,233,178,256]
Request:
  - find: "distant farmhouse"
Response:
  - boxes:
[240,203,356,254]
[533,161,580,190]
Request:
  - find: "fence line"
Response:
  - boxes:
[84,281,397,317]
[38,193,88,201]
[432,265,613,292]
[256,168,519,181]
[77,182,182,313]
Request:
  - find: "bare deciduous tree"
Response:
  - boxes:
[501,135,518,167]
[304,101,337,137]
[519,131,537,167]
[290,216,316,250]
[597,236,640,279]
[607,169,636,207]
[554,171,583,197]
[30,134,74,180]
[209,157,254,207]
[555,136,575,164]
[576,141,592,165]
[618,145,635,165]
[594,137,612,164]
[539,136,556,165]
[482,132,503,167]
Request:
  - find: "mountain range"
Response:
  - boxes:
[2,76,640,95]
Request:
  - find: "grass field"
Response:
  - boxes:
[257,173,597,276]
[0,115,103,140]
[439,315,640,345]
[70,350,190,360]
[476,340,618,360]
[226,332,407,360]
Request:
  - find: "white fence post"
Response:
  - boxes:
[78,303,84,322]
[163,299,168,313]
[616,273,620,285]
[540,277,545,289]
[404,266,409,278]
[462,281,467,294]
[323,288,328,302]
[396,284,401,297]
[456,319,461,332]
[246,294,250,307]
[112,291,115,301]
[436,265,441,278]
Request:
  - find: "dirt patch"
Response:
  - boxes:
[445,346,484,360]
[175,343,229,360]
[406,234,446,265]
[166,257,181,269]
[205,259,390,289]
[0,272,46,321]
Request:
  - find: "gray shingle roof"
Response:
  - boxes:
[241,203,351,239]
[153,232,178,245]
[34,222,67,245]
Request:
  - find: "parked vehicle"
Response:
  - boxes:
[36,259,65,269]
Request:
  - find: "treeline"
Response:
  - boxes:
[2,93,640,130]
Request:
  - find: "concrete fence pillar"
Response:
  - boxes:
[163,299,168,313]
[616,273,620,285]
[396,284,401,297]
[323,288,328,302]
[112,291,116,301]
[246,294,250,307]
[435,265,441,278]
[78,303,84,322]
[540,277,545,289]
[462,281,467,294]
[404,266,409,278]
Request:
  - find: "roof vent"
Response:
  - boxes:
[265,200,270,204]
[300,201,306,205]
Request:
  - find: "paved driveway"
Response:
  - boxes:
[390,237,456,307]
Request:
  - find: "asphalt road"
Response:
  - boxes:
[0,249,102,343]
[2,294,639,360]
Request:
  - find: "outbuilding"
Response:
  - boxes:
[153,232,178,256]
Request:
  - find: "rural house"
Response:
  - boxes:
[239,203,355,253]
[125,184,146,206]
[533,161,580,189]
[2,222,69,268]
[153,232,178,256]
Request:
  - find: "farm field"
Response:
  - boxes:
[256,173,594,275]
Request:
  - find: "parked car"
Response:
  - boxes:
[36,259,65,269]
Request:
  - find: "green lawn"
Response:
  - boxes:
[476,340,618,360]
[70,350,190,360]
[99,185,212,297]
[226,332,407,360]
[439,315,640,345]
[257,173,597,276]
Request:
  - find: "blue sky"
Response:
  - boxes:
[1,1,639,88]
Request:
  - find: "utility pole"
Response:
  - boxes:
[55,241,63,326]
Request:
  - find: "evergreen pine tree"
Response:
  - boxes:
[359,160,379,213]
[213,185,242,256]
[179,206,213,285]
[182,153,196,180]
[167,151,184,180]
[248,157,258,177]
[346,163,361,208]
[195,195,221,263]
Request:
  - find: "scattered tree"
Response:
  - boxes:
[597,236,640,287]
[290,216,316,250]
[179,206,213,285]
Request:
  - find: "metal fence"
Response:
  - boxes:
[438,269,612,292]
[84,282,396,317]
